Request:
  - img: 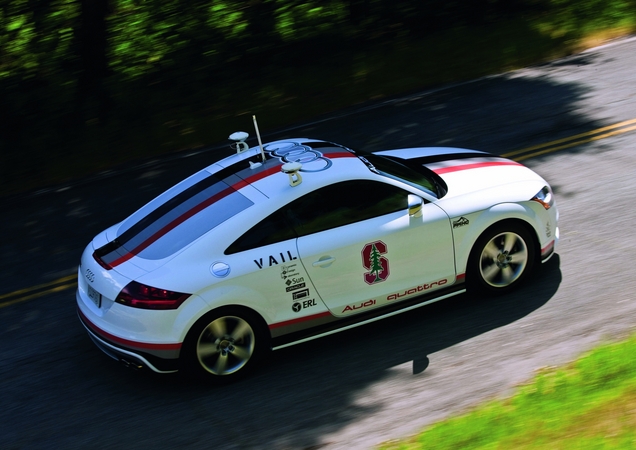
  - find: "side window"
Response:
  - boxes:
[225,180,410,254]
[225,209,296,255]
[287,180,409,237]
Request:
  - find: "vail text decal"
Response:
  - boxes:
[254,251,297,269]
[362,241,389,284]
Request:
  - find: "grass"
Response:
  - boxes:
[379,334,636,449]
[3,13,635,199]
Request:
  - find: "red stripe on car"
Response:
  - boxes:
[433,161,522,175]
[326,151,356,159]
[541,240,555,256]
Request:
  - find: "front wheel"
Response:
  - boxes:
[468,224,536,294]
[181,307,269,383]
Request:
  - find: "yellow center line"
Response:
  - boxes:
[2,117,636,309]
[512,124,636,162]
[0,273,76,301]
[503,117,636,160]
[0,282,77,309]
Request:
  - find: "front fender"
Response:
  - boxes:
[451,202,541,275]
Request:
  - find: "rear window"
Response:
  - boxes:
[97,170,254,266]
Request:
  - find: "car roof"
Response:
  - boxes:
[100,140,371,268]
[219,139,368,199]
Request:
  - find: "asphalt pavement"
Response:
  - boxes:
[1,36,636,449]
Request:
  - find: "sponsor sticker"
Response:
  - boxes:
[292,298,318,313]
[292,289,309,300]
[362,241,389,285]
[286,282,306,292]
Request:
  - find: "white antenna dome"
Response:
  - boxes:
[281,162,303,187]
[229,131,249,153]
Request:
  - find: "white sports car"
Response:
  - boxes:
[77,135,558,382]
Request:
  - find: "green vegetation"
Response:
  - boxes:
[2,0,636,197]
[380,334,636,449]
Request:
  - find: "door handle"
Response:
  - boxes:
[312,256,336,267]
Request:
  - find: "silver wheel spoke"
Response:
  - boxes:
[501,266,515,284]
[482,263,501,282]
[230,320,252,341]
[230,344,252,361]
[208,318,227,338]
[509,248,528,264]
[212,353,229,374]
[483,241,501,259]
[198,342,219,358]
[503,233,517,253]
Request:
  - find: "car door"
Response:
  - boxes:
[290,180,456,316]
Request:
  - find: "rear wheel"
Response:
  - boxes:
[468,224,536,294]
[181,307,269,382]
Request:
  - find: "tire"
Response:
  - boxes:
[181,307,269,383]
[467,223,536,295]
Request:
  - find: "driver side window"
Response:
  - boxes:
[225,180,409,254]
[286,180,408,237]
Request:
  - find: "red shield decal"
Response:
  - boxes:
[362,241,389,285]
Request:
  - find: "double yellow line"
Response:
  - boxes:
[1,117,636,309]
[503,118,636,161]
[0,274,76,309]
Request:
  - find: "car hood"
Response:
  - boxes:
[373,147,546,194]
[373,147,547,212]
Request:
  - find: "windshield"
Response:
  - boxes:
[359,154,446,198]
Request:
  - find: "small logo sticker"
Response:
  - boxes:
[292,289,309,300]
[453,217,469,228]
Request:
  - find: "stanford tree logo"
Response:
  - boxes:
[362,241,389,284]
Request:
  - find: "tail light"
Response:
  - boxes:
[116,281,191,310]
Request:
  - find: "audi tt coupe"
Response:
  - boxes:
[77,135,558,382]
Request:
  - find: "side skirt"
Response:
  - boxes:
[271,284,466,350]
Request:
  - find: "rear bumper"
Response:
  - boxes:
[78,308,180,373]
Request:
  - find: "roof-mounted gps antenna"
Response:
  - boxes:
[252,115,266,163]
[229,131,249,153]
[282,161,303,187]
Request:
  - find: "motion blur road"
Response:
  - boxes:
[2,37,636,449]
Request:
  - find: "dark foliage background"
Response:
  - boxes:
[1,0,635,195]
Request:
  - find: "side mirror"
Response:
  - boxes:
[408,194,423,217]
